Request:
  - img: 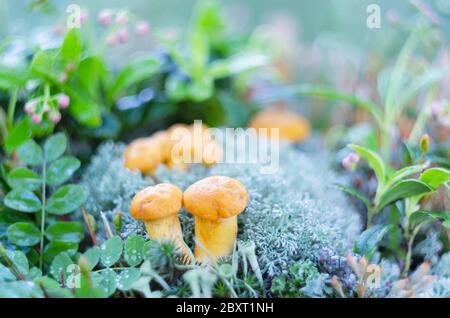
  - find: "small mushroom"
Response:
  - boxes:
[123,137,163,174]
[130,183,190,258]
[249,107,310,142]
[183,176,248,263]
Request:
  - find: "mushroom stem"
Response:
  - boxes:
[194,216,237,263]
[144,215,191,260]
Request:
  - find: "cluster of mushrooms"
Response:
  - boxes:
[124,123,222,174]
[130,176,249,264]
[249,106,311,142]
[124,107,309,263]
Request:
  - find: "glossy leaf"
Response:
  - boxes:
[97,269,117,297]
[419,168,450,190]
[376,179,433,211]
[4,117,32,154]
[100,236,123,268]
[110,56,162,98]
[7,222,41,246]
[45,222,84,243]
[7,168,41,191]
[46,184,86,215]
[411,210,450,230]
[82,247,101,271]
[355,225,392,257]
[5,250,29,275]
[50,252,74,283]
[46,156,80,186]
[385,163,428,189]
[334,183,371,211]
[117,268,140,291]
[124,235,145,266]
[4,189,42,213]
[16,140,43,166]
[61,29,81,62]
[348,144,386,188]
[43,133,67,162]
[43,241,78,264]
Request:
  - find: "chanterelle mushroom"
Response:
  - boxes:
[123,137,163,174]
[183,176,248,263]
[130,183,190,258]
[249,107,310,142]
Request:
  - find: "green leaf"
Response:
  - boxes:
[7,222,41,246]
[76,56,107,99]
[46,184,86,215]
[43,133,67,162]
[117,268,140,291]
[82,247,101,271]
[124,235,145,266]
[4,117,32,154]
[210,52,268,78]
[295,85,384,128]
[110,56,162,98]
[45,221,84,243]
[43,241,78,264]
[355,225,393,257]
[7,167,41,191]
[46,156,80,186]
[60,29,81,62]
[419,168,450,190]
[30,50,57,78]
[68,95,102,128]
[16,140,43,166]
[376,179,433,211]
[5,250,29,275]
[100,236,123,267]
[0,68,28,90]
[34,276,74,298]
[334,183,371,212]
[410,210,450,230]
[76,273,108,298]
[96,269,117,296]
[0,263,15,282]
[386,163,428,189]
[348,144,386,188]
[49,252,73,283]
[4,189,42,213]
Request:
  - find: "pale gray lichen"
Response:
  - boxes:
[413,230,443,265]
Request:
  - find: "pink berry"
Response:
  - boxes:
[31,114,42,124]
[98,9,113,26]
[342,153,359,171]
[49,112,62,124]
[58,94,70,109]
[115,11,128,25]
[106,34,119,46]
[80,10,89,24]
[117,29,129,43]
[24,101,36,114]
[59,72,68,83]
[136,21,150,36]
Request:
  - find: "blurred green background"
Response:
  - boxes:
[2,0,446,49]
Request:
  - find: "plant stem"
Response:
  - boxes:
[366,206,375,228]
[7,88,18,131]
[39,158,47,271]
[402,223,422,277]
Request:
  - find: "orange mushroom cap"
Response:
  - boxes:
[249,108,311,142]
[123,138,163,174]
[183,176,248,221]
[130,183,183,221]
